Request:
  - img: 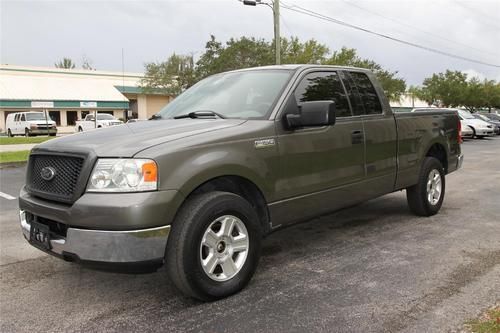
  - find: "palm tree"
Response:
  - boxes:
[55,58,76,69]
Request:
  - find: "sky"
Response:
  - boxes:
[1,0,499,86]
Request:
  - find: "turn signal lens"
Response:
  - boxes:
[142,162,158,182]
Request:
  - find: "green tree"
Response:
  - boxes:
[479,79,500,111]
[81,55,94,70]
[281,37,329,64]
[140,54,196,95]
[196,35,273,79]
[54,57,76,69]
[323,47,406,101]
[419,70,468,107]
[143,36,406,101]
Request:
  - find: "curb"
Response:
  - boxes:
[0,161,27,169]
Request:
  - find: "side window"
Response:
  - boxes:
[339,71,365,116]
[14,114,19,121]
[294,72,352,118]
[20,114,26,121]
[349,72,382,115]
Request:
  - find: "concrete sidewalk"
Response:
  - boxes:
[0,144,36,152]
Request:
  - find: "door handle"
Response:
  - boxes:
[351,130,364,144]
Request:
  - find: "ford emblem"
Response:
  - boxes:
[40,167,56,181]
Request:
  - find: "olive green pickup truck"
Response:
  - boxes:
[19,65,463,300]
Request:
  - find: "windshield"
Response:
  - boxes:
[477,114,489,121]
[458,110,475,119]
[158,70,293,119]
[97,114,115,120]
[485,113,500,120]
[26,113,48,121]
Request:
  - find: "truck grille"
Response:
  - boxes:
[27,154,85,203]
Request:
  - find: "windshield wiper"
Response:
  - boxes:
[149,114,162,120]
[173,110,226,119]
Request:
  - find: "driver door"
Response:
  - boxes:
[270,70,366,226]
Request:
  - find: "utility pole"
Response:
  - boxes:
[273,0,280,65]
[241,0,280,65]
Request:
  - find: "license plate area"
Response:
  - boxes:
[29,220,52,250]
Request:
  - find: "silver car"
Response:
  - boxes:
[461,121,473,139]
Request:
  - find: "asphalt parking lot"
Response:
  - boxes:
[0,138,499,333]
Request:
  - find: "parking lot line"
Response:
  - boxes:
[0,191,16,200]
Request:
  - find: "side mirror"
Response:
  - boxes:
[285,101,336,129]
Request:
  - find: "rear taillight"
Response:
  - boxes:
[458,118,463,144]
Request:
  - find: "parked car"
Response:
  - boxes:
[126,119,145,123]
[19,65,463,300]
[75,113,123,132]
[474,113,500,135]
[457,110,495,138]
[482,113,500,121]
[461,121,474,139]
[5,112,57,137]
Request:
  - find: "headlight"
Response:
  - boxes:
[87,159,158,192]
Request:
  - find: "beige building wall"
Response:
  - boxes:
[145,95,171,118]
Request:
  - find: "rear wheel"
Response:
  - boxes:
[78,127,83,132]
[166,191,262,301]
[406,157,445,216]
[7,129,13,137]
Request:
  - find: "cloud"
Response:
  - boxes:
[1,0,499,85]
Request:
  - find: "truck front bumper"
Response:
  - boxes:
[20,210,170,271]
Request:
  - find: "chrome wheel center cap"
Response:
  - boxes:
[217,241,226,253]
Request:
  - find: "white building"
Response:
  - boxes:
[0,64,173,132]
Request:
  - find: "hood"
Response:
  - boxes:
[32,120,56,125]
[35,119,246,157]
[462,118,491,128]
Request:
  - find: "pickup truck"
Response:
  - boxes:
[19,65,463,301]
[75,113,123,132]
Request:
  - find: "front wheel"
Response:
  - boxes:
[406,157,445,216]
[166,191,262,301]
[78,127,83,132]
[24,129,30,137]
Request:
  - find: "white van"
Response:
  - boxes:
[5,112,57,137]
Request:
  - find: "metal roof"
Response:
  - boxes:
[0,65,145,102]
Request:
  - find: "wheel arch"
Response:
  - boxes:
[178,174,271,235]
[425,142,448,173]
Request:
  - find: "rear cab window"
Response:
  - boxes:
[294,71,352,118]
[341,71,383,115]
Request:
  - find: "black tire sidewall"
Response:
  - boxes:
[175,192,261,300]
[419,158,446,215]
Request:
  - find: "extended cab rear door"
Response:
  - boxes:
[340,70,398,195]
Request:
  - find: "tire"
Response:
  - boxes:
[470,127,476,138]
[406,157,445,217]
[166,191,262,301]
[24,129,30,137]
[7,129,13,137]
[78,127,83,132]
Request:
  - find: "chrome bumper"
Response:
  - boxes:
[457,154,464,170]
[20,210,170,264]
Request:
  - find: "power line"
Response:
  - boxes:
[454,1,500,30]
[280,1,500,68]
[341,0,499,59]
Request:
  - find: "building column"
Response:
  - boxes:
[60,110,68,127]
[77,110,82,120]
[0,110,5,132]
[138,95,147,120]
